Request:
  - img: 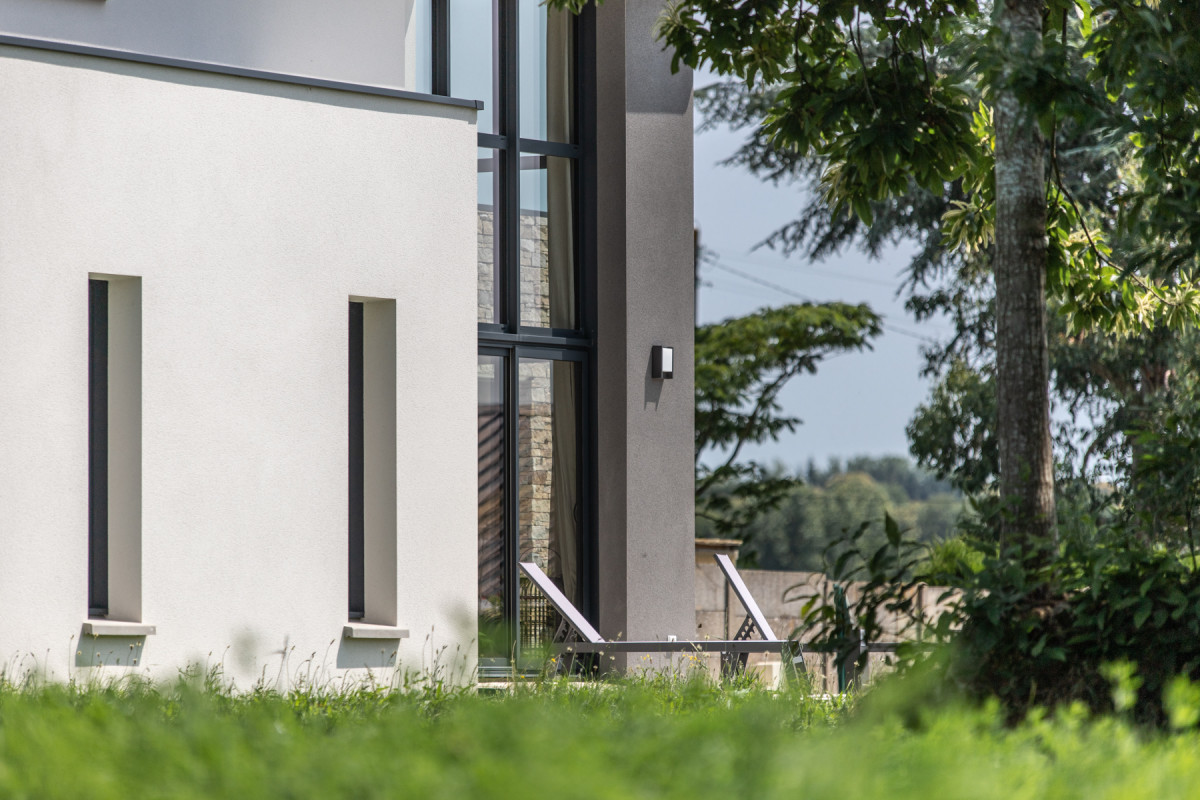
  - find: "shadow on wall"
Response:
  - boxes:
[76,630,147,668]
[644,350,663,409]
[335,638,399,670]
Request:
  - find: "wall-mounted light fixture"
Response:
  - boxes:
[651,345,674,380]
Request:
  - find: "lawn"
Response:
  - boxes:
[3,671,1200,798]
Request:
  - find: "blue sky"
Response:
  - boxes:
[692,70,954,472]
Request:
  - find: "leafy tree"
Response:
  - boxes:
[648,0,1200,552]
[700,64,1200,543]
[906,359,998,496]
[1125,359,1200,551]
[698,66,1200,538]
[647,0,1063,544]
[694,303,881,538]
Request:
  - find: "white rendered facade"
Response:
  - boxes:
[0,36,479,685]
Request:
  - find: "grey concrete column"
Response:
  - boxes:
[594,0,695,654]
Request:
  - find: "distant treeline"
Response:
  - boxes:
[700,455,965,572]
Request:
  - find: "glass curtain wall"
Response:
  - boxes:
[454,0,589,669]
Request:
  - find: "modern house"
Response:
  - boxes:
[0,1,695,684]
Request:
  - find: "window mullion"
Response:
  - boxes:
[504,350,521,652]
[517,139,580,159]
[502,0,521,334]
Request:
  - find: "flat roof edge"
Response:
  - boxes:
[0,33,486,111]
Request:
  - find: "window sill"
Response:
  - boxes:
[83,620,156,637]
[343,623,409,640]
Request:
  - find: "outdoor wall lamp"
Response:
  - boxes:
[652,345,674,380]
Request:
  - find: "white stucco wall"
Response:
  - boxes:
[0,44,479,687]
[0,0,430,91]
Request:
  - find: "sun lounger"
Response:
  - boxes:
[518,558,804,676]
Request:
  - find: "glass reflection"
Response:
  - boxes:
[518,357,579,648]
[451,1,497,133]
[519,155,575,329]
[410,0,433,94]
[519,0,574,142]
[478,149,502,325]
[478,354,506,659]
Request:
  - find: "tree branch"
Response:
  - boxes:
[696,364,803,497]
[849,12,877,113]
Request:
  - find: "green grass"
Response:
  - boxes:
[2,671,1200,798]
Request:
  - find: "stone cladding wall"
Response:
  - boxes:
[476,206,558,595]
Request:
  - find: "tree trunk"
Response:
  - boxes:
[993,0,1056,548]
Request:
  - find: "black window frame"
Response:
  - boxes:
[348,301,366,620]
[451,1,598,659]
[477,345,590,659]
[88,278,110,619]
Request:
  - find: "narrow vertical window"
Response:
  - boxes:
[431,0,450,96]
[87,275,142,622]
[88,279,109,618]
[347,298,397,626]
[348,301,366,620]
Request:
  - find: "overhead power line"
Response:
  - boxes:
[703,258,941,345]
[717,252,901,289]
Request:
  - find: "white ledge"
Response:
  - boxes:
[343,623,410,640]
[83,620,156,637]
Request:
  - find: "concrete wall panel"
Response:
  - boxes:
[594,0,696,654]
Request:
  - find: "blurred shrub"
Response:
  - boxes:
[800,515,1200,725]
[8,671,1200,796]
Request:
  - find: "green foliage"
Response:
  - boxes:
[695,303,881,538]
[666,0,1200,531]
[733,456,964,572]
[1165,675,1200,731]
[1083,0,1200,279]
[694,40,1200,524]
[794,512,932,655]
[946,536,1200,724]
[661,0,982,214]
[806,519,1200,724]
[21,673,1200,796]
[652,0,1200,331]
[564,4,1200,323]
[807,454,956,501]
[0,675,844,798]
[923,534,986,584]
[741,472,890,572]
[1127,368,1200,553]
[906,360,998,494]
[696,304,882,456]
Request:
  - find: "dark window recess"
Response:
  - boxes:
[431,0,450,96]
[88,279,109,618]
[348,301,366,620]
